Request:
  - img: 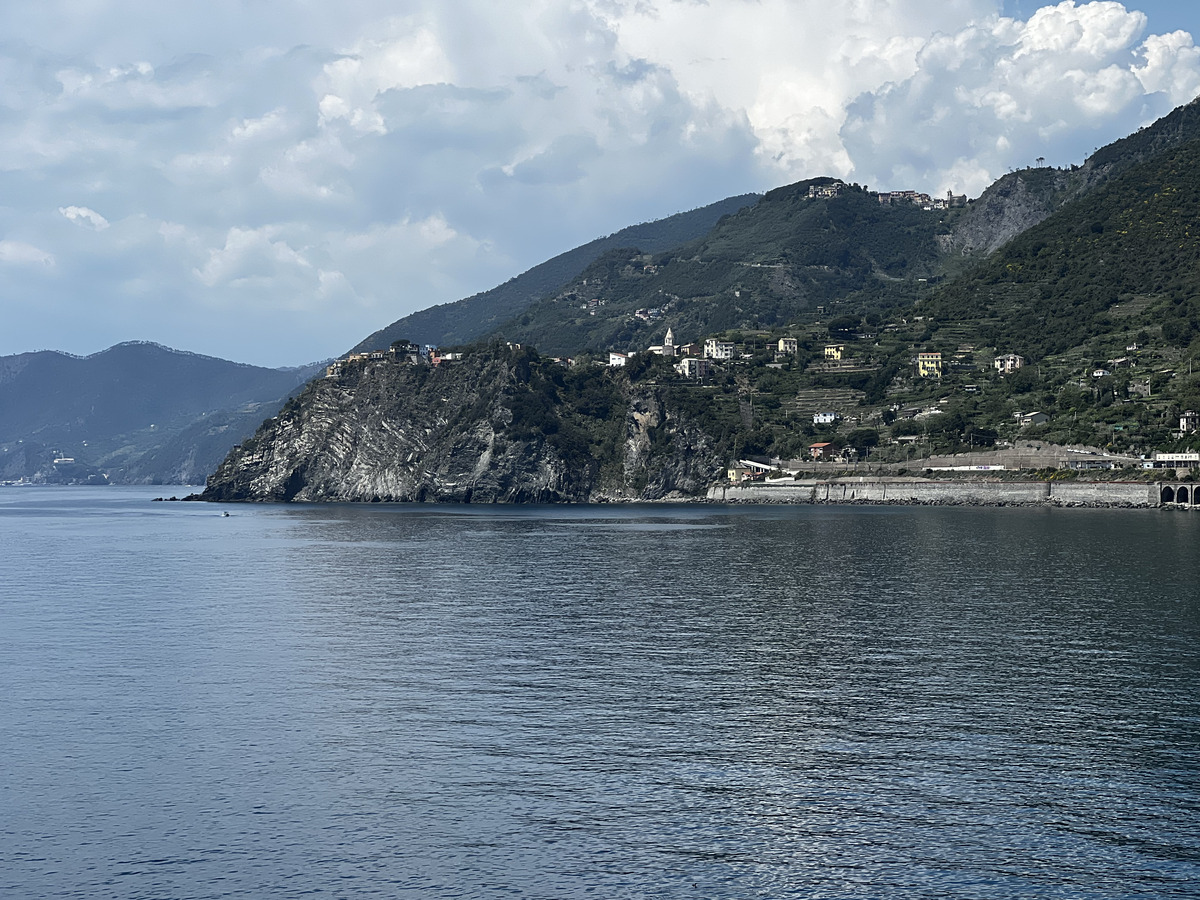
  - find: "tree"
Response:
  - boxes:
[828,315,860,336]
[847,428,880,454]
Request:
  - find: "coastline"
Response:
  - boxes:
[168,475,1194,508]
[707,478,1169,508]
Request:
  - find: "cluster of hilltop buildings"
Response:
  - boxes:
[607,330,813,379]
[877,189,968,210]
[607,328,713,379]
[807,181,968,210]
[328,331,1030,390]
[325,342,465,377]
[603,328,1033,387]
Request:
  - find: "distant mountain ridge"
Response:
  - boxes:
[351,193,760,354]
[0,342,325,484]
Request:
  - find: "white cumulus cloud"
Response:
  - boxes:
[840,1,1200,194]
[59,206,111,230]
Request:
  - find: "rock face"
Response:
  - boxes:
[948,97,1200,258]
[949,170,1071,255]
[201,346,724,503]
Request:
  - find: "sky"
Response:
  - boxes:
[3,1,1200,368]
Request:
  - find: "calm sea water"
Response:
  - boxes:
[2,486,1198,899]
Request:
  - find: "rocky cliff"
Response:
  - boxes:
[948,168,1071,255]
[949,96,1200,257]
[200,346,724,503]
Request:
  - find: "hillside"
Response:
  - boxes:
[928,140,1200,357]
[352,98,1200,363]
[0,343,324,484]
[201,95,1200,503]
[350,193,760,354]
[497,179,955,355]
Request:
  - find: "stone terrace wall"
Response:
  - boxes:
[709,480,1159,507]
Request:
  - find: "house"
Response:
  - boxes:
[993,353,1024,374]
[1015,411,1049,426]
[876,190,934,208]
[808,182,844,199]
[608,351,629,367]
[824,345,843,361]
[674,357,710,379]
[704,339,736,360]
[1092,368,1112,378]
[1181,411,1200,433]
[777,337,798,354]
[813,411,838,426]
[387,342,422,363]
[917,351,943,378]
[809,442,835,460]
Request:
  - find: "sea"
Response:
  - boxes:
[2,485,1198,899]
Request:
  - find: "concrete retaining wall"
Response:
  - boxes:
[708,480,1159,507]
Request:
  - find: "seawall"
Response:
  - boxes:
[707,480,1159,507]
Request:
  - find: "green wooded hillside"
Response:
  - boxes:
[501,180,953,355]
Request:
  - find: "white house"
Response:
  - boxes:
[608,352,629,367]
[704,339,736,360]
[813,411,838,426]
[993,353,1024,374]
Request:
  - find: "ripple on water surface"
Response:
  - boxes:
[2,490,1198,898]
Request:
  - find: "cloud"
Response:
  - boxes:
[194,225,312,290]
[59,206,110,230]
[840,1,1200,194]
[1,1,1199,366]
[0,240,55,266]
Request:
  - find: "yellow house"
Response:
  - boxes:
[824,345,843,361]
[917,351,943,377]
